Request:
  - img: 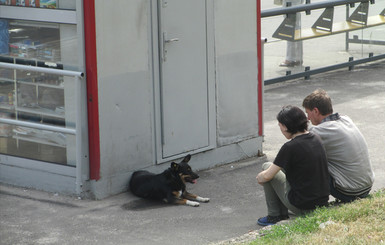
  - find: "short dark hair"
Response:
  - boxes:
[277,105,308,134]
[302,89,333,115]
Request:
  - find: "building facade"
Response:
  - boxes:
[0,0,264,199]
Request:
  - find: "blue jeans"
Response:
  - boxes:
[329,176,370,203]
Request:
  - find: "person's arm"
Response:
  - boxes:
[256,163,282,185]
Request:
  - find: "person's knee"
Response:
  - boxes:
[262,162,273,171]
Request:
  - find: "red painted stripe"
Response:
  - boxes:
[83,0,100,180]
[256,0,263,136]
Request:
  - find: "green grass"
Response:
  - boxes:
[248,189,385,245]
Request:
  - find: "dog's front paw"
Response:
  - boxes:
[196,196,210,203]
[186,200,200,207]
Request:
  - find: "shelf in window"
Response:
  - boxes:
[16,80,64,89]
[0,78,16,83]
[13,126,66,148]
[17,106,65,119]
[13,135,66,148]
[0,103,15,111]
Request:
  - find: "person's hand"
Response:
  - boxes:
[256,172,265,185]
[256,164,281,185]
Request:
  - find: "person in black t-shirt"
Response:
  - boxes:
[256,105,330,226]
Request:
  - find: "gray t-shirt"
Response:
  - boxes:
[310,114,374,195]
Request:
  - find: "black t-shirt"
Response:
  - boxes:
[274,132,330,210]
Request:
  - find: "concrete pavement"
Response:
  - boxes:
[1,60,385,244]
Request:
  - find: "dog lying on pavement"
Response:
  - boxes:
[129,154,209,207]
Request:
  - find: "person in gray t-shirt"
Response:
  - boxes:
[302,89,374,203]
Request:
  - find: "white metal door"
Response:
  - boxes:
[158,0,211,158]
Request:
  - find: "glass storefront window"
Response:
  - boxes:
[0,67,78,165]
[2,19,78,66]
[0,0,76,10]
[0,17,79,166]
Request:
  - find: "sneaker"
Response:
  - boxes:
[279,60,302,67]
[257,215,289,226]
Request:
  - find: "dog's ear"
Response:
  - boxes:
[171,162,179,171]
[182,154,191,163]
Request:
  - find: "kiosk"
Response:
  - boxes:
[0,0,264,199]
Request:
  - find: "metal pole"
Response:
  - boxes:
[264,53,385,85]
[261,37,267,137]
[0,62,83,78]
[0,118,76,135]
[261,0,369,17]
[345,4,350,51]
[75,76,83,195]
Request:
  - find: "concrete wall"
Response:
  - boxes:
[214,0,259,146]
[90,0,262,199]
[91,0,154,198]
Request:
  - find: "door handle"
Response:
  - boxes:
[165,38,179,43]
[162,32,179,62]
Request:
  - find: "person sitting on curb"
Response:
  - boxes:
[256,105,330,226]
[302,89,375,203]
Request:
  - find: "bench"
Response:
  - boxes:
[273,2,385,41]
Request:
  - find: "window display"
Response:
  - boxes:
[0,0,76,10]
[0,18,78,165]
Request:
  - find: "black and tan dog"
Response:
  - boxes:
[129,155,209,207]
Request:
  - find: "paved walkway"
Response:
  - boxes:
[1,60,385,244]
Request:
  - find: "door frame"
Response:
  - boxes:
[150,0,216,163]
